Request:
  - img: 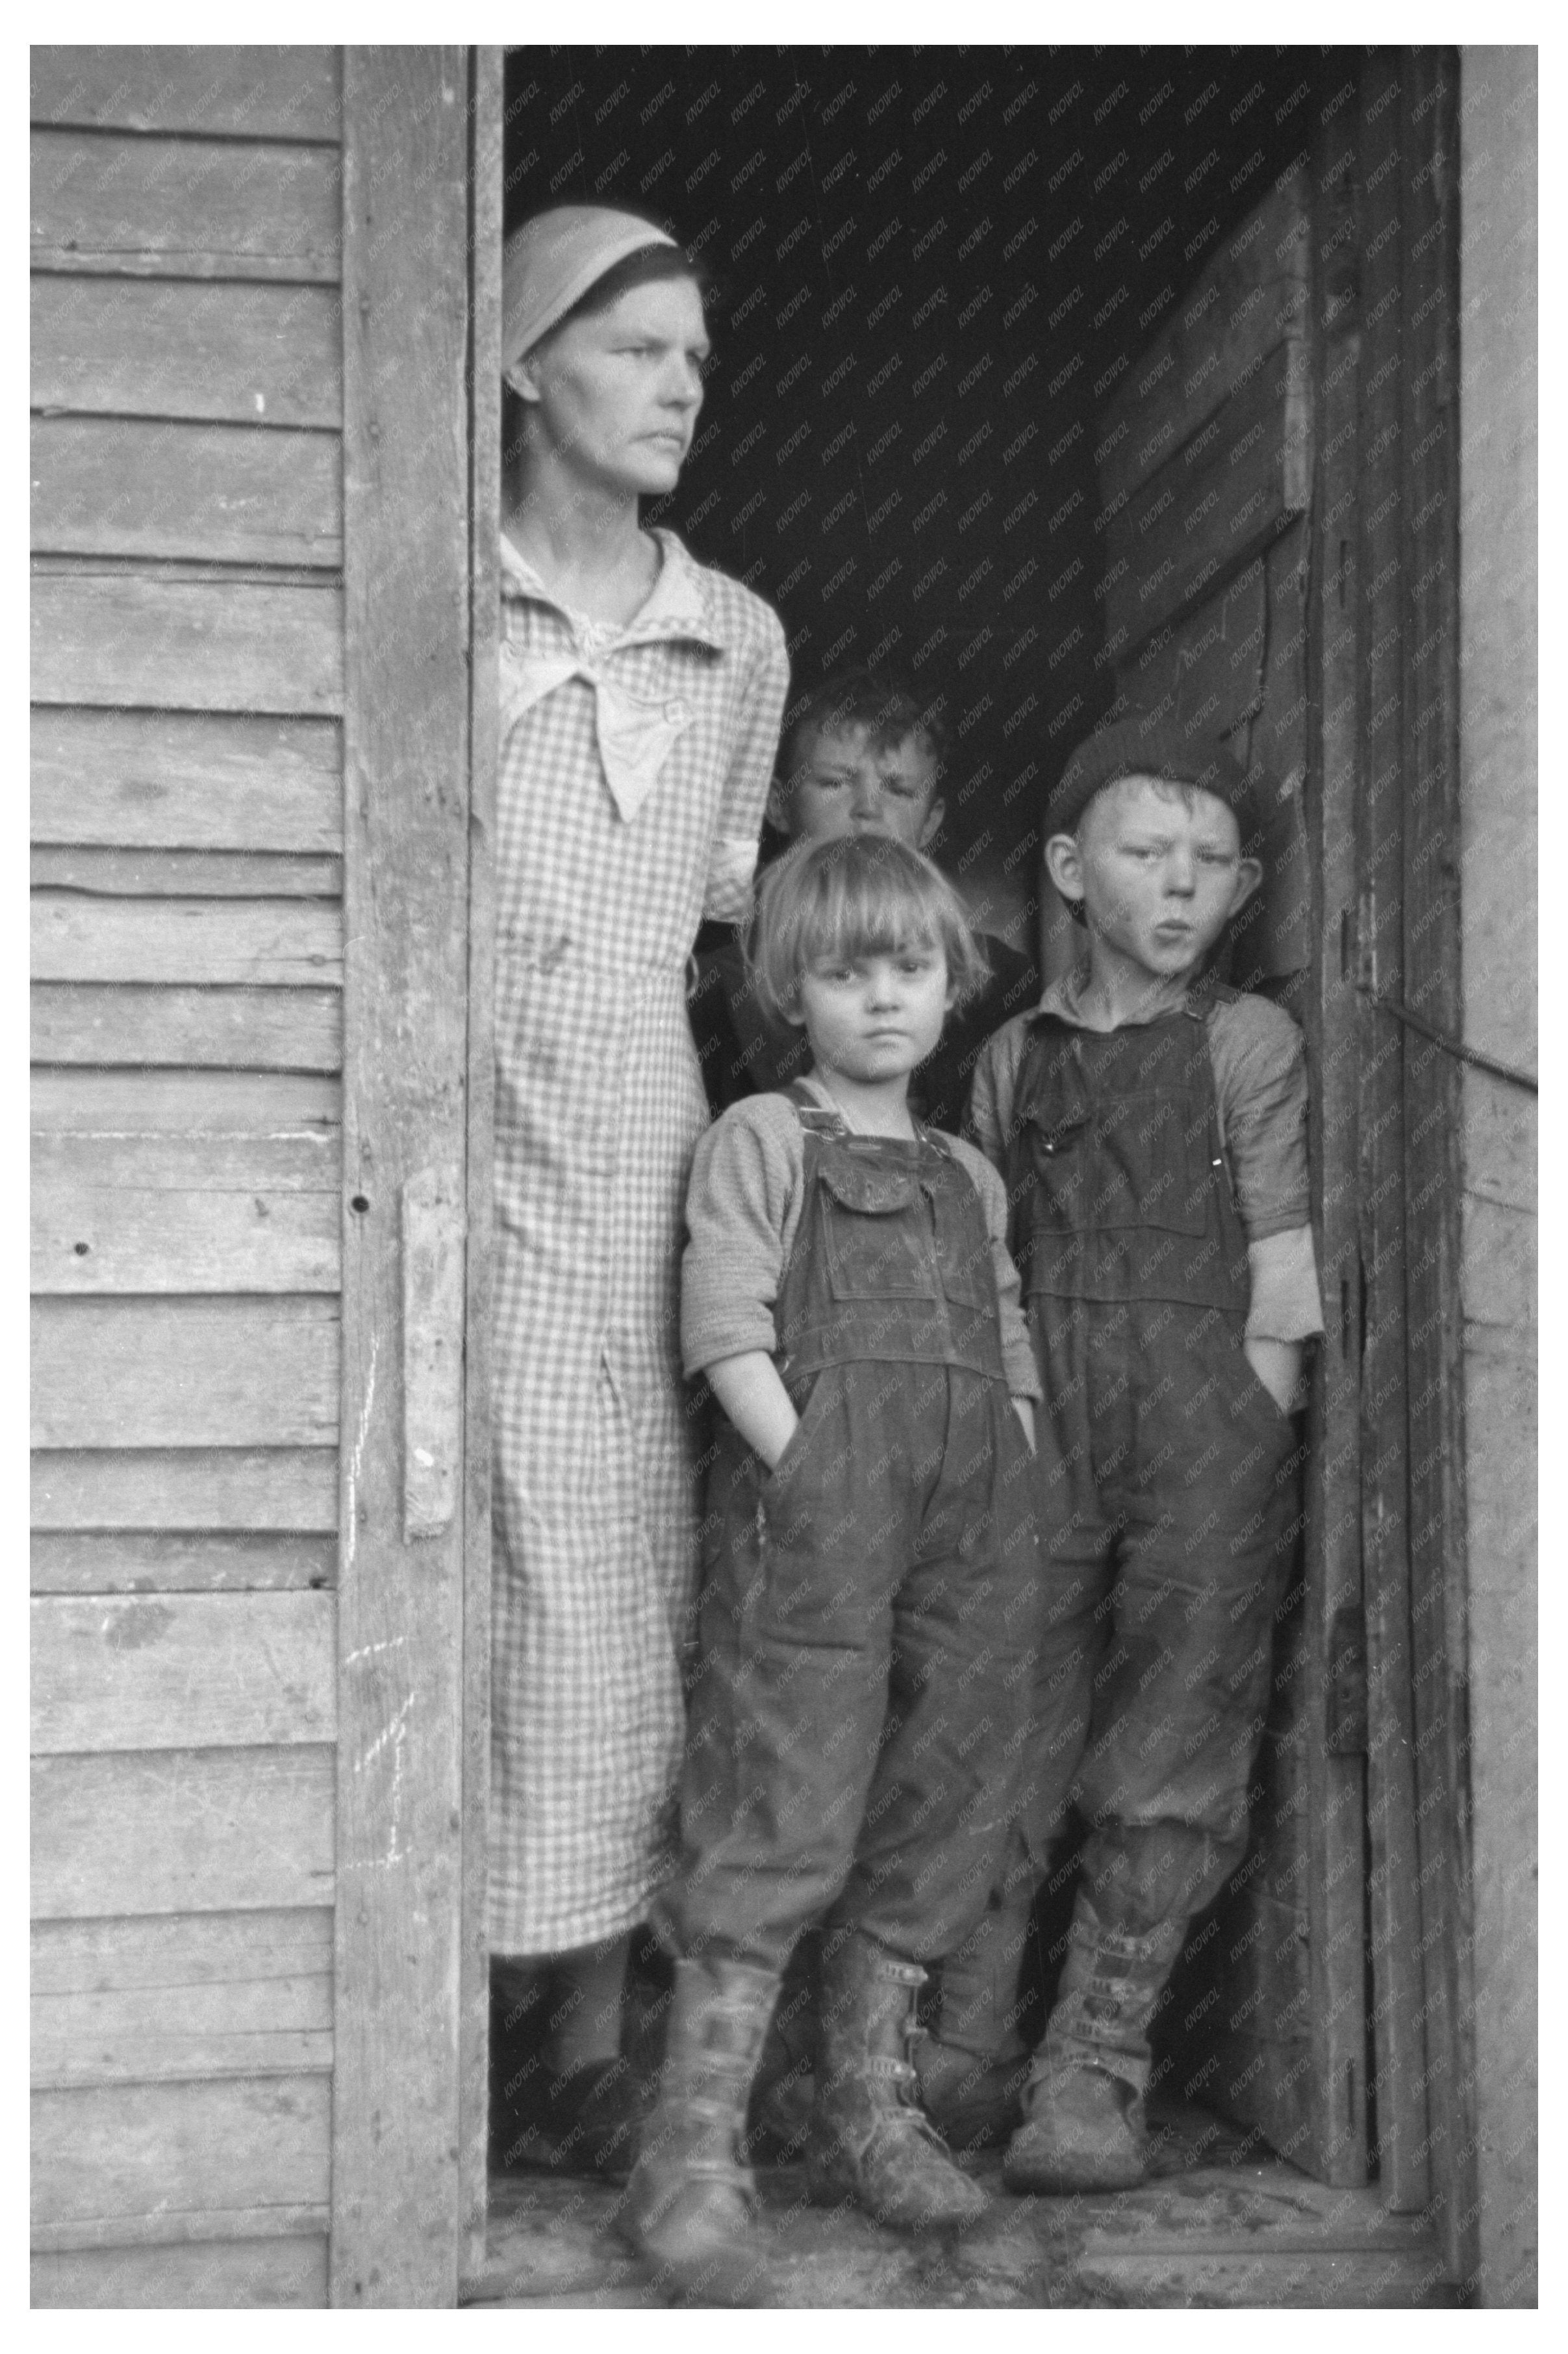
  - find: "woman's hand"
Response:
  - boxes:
[705,1351,801,1471]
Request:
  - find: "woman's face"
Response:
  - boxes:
[510,277,709,499]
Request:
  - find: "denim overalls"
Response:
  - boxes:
[659,1086,1041,1974]
[1003,992,1300,1934]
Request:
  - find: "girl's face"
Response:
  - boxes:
[792,940,953,1090]
[509,278,709,500]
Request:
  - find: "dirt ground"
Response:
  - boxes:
[468,2099,1459,2310]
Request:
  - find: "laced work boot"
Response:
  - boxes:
[918,1878,1038,2155]
[807,1930,989,2228]
[623,1952,781,2306]
[1004,1894,1185,2195]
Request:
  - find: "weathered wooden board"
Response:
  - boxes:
[31,275,342,428]
[31,1298,340,1448]
[1117,561,1268,734]
[34,1127,339,1190]
[333,45,472,2310]
[31,1531,336,1594]
[31,129,341,281]
[32,1907,333,2088]
[31,576,343,713]
[31,1448,339,1533]
[32,415,342,567]
[31,1067,342,1134]
[1099,164,1311,505]
[32,2234,328,2308]
[31,847,343,897]
[31,45,341,140]
[31,982,344,1070]
[1104,345,1308,654]
[32,1590,337,1754]
[32,893,342,987]
[32,1745,336,1917]
[31,708,342,852]
[32,2075,332,2228]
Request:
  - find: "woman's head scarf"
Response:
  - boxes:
[502,205,679,372]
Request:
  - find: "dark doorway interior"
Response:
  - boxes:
[505,44,1337,952]
[496,40,1351,2188]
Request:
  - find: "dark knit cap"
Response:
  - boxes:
[1048,706,1267,855]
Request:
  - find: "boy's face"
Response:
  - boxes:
[767,722,944,851]
[1044,774,1261,988]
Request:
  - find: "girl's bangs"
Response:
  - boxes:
[798,867,942,967]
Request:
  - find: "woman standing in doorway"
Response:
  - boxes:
[488,207,789,2164]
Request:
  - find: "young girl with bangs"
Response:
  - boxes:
[625,834,1042,2301]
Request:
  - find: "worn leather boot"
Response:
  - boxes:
[807,1930,989,2229]
[1004,1894,1186,2195]
[622,1952,781,2306]
[918,1876,1039,2155]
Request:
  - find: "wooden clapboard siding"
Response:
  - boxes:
[32,710,342,852]
[33,2234,329,2309]
[30,47,349,2308]
[32,416,342,565]
[32,849,343,896]
[31,130,341,280]
[32,1910,334,2089]
[32,1591,337,1754]
[32,983,343,1069]
[32,1533,337,1594]
[34,1129,340,1295]
[34,1746,336,1917]
[31,1449,340,1532]
[33,893,341,986]
[32,2076,332,2226]
[31,576,344,712]
[32,276,342,426]
[31,45,342,140]
[32,1298,340,1449]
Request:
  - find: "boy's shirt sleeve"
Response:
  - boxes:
[1210,995,1326,1340]
[965,1015,1028,1173]
[946,1136,1043,1401]
[681,1094,803,1377]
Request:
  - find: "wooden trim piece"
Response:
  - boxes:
[459,40,503,2284]
[31,1296,339,1449]
[31,275,342,428]
[31,1532,337,1593]
[32,1908,334,2090]
[31,1448,340,1533]
[32,2233,328,2309]
[331,45,473,2310]
[1354,52,1430,2212]
[32,415,342,567]
[1300,117,1371,2190]
[31,982,343,1071]
[31,129,341,281]
[31,45,342,141]
[32,1745,335,1917]
[31,576,344,714]
[31,1590,336,1754]
[1397,51,1476,2284]
[31,710,343,853]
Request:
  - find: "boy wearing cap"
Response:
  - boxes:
[964,708,1322,2194]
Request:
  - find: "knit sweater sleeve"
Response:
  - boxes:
[681,1094,805,1377]
[942,1133,1044,1401]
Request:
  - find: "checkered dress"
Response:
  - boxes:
[488,530,789,1956]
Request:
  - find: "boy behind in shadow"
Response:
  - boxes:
[689,669,1039,1131]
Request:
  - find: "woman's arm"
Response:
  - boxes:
[705,1350,799,1470]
